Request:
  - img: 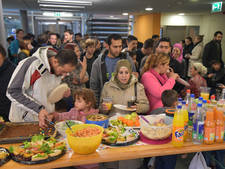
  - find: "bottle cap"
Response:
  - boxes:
[190,94,195,98]
[197,103,202,107]
[199,97,203,101]
[203,100,207,104]
[177,105,182,109]
[178,98,183,102]
[182,101,186,105]
[210,95,215,100]
[186,89,191,93]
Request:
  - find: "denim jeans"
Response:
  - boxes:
[155,155,177,169]
[203,150,225,169]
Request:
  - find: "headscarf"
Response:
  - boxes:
[114,59,132,90]
[192,62,207,76]
[172,43,183,63]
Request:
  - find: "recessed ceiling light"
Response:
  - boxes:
[8,16,12,19]
[122,13,128,16]
[145,8,153,11]
[110,16,114,18]
[178,13,185,15]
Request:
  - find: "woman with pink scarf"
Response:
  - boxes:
[141,53,179,113]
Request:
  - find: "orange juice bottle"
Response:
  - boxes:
[204,107,215,144]
[215,104,224,143]
[172,105,184,147]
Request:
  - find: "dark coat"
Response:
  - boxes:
[0,59,16,121]
[202,40,223,68]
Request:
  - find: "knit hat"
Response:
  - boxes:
[193,62,207,76]
[47,48,58,58]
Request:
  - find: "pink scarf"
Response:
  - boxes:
[172,43,183,63]
[150,69,168,85]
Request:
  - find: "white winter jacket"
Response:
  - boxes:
[7,46,61,122]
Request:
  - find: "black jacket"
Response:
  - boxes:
[0,59,16,121]
[202,40,223,68]
[206,67,225,88]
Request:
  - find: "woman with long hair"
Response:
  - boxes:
[141,53,179,113]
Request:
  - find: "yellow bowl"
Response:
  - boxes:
[66,124,103,155]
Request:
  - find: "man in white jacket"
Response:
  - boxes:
[7,46,77,128]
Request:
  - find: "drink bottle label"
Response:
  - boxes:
[204,127,215,142]
[197,122,204,140]
[174,127,184,141]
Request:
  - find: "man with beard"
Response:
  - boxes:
[203,31,223,68]
[90,34,136,105]
[7,47,77,128]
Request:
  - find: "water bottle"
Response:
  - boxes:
[188,94,196,122]
[193,103,204,144]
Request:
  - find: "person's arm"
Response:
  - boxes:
[90,59,101,106]
[141,73,176,99]
[54,108,78,121]
[79,57,88,83]
[7,57,44,115]
[136,83,149,114]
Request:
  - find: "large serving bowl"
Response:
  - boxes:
[55,120,83,137]
[140,115,173,140]
[85,114,109,128]
[66,124,103,155]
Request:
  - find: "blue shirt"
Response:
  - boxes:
[9,39,19,56]
[105,56,120,80]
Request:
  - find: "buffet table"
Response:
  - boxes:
[1,141,225,169]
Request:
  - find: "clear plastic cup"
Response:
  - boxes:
[200,87,211,100]
[102,97,113,113]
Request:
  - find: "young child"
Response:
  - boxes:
[50,88,99,169]
[188,62,207,97]
[150,89,178,116]
[50,88,99,123]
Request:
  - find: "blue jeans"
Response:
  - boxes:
[203,150,225,169]
[155,155,177,169]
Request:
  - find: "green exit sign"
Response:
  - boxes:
[212,2,223,13]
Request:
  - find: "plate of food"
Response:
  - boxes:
[109,112,140,129]
[55,120,83,137]
[0,147,11,166]
[102,126,139,146]
[86,114,109,128]
[9,135,66,164]
[113,104,136,112]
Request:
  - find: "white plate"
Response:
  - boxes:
[48,83,69,104]
[113,104,136,112]
[109,114,140,129]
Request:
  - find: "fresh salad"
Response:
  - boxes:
[102,126,138,144]
[9,135,66,162]
[110,112,140,127]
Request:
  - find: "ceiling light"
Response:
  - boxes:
[109,16,114,18]
[40,8,80,12]
[38,0,92,6]
[145,7,153,11]
[8,16,12,19]
[122,13,128,16]
[39,4,85,8]
[42,12,73,17]
[178,13,185,15]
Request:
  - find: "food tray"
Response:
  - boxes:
[0,122,56,144]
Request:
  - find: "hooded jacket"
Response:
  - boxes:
[100,75,149,116]
[7,46,62,122]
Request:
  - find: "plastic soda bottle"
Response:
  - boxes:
[193,103,204,144]
[172,105,184,147]
[188,94,196,122]
[185,89,191,105]
[204,106,215,144]
[182,101,189,142]
[215,104,224,143]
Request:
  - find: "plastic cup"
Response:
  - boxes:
[200,87,210,100]
[102,97,112,111]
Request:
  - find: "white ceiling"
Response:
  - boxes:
[2,0,225,15]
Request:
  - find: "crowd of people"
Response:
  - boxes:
[0,28,224,169]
